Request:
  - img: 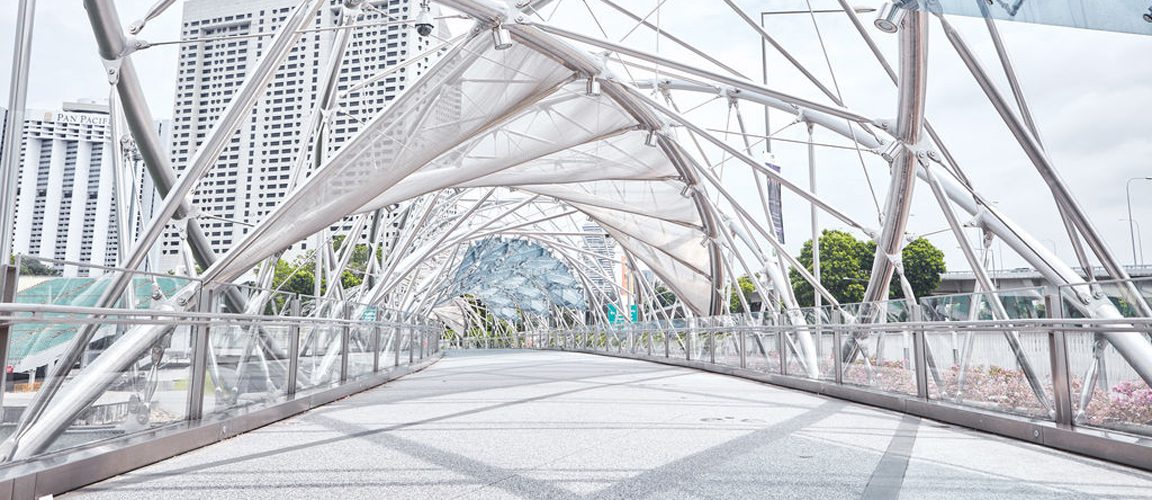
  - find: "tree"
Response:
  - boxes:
[271,257,317,298]
[790,230,872,307]
[331,235,373,289]
[729,275,757,313]
[888,237,947,301]
[790,230,946,307]
[16,257,61,277]
[268,237,377,299]
[652,283,678,308]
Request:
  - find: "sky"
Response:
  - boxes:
[1,0,1150,276]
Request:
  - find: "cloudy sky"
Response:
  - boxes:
[1,0,1150,275]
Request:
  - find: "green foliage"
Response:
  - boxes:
[790,230,946,307]
[652,283,678,308]
[790,230,872,307]
[268,237,376,298]
[729,275,757,313]
[17,257,61,277]
[271,257,317,297]
[892,237,947,300]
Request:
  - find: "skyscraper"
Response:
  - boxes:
[581,221,618,298]
[162,0,438,271]
[7,100,161,276]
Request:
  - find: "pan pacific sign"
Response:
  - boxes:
[42,111,109,127]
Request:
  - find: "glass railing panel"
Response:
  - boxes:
[295,324,341,393]
[1061,277,1152,319]
[921,287,1048,322]
[712,332,741,367]
[348,324,375,379]
[745,331,780,374]
[841,328,918,396]
[924,327,1054,420]
[1065,331,1152,437]
[2,258,199,454]
[202,322,291,416]
[0,313,193,454]
[379,326,400,367]
[399,328,413,363]
[667,331,688,359]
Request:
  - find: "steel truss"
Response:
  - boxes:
[0,0,1149,464]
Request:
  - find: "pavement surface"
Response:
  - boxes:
[72,350,1152,499]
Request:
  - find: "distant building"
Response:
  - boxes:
[161,0,441,272]
[7,100,161,276]
[581,221,617,298]
[934,265,1152,296]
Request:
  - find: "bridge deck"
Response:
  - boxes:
[75,350,1152,499]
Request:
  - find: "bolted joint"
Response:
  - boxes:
[121,37,151,57]
[491,24,514,50]
[100,57,123,85]
[880,140,903,162]
[644,128,663,147]
[585,75,601,96]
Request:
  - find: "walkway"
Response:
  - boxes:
[74,350,1152,499]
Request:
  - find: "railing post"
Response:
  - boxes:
[832,310,843,385]
[1046,288,1074,428]
[709,330,717,364]
[778,326,788,375]
[739,328,747,369]
[686,322,694,361]
[409,326,415,364]
[911,305,929,399]
[394,326,401,367]
[286,297,300,397]
[419,326,426,360]
[372,323,381,373]
[339,305,350,383]
[0,264,17,410]
[664,326,670,358]
[186,288,215,420]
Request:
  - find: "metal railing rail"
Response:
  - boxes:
[0,259,446,498]
[479,308,1152,473]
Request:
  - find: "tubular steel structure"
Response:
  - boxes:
[1,0,1151,495]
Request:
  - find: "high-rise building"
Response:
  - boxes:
[7,101,145,276]
[162,0,439,272]
[581,221,617,298]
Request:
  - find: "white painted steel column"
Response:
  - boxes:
[0,0,35,263]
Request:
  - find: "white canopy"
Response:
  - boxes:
[204,28,723,315]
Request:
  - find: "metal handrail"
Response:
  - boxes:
[0,303,434,328]
[500,319,1152,473]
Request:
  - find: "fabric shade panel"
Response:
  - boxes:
[203,27,723,315]
[204,35,577,283]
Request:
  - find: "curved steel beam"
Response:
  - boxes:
[860,8,929,306]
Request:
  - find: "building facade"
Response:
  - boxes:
[580,221,618,298]
[162,0,437,272]
[8,101,120,275]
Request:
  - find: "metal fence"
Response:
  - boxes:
[498,289,1152,473]
[0,256,442,494]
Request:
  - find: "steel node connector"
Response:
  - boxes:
[874,2,906,34]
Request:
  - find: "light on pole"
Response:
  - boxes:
[1126,177,1152,266]
[1121,218,1145,267]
